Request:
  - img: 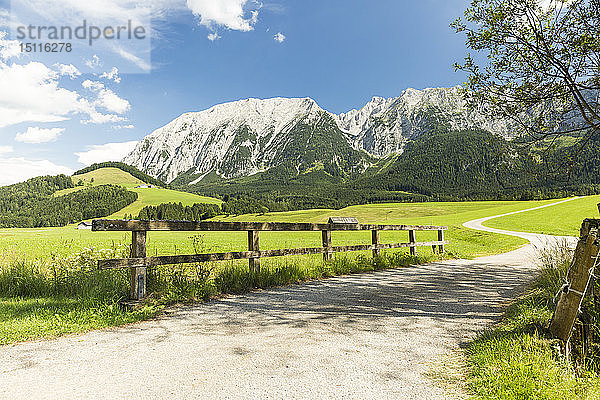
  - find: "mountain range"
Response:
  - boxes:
[122,87,515,184]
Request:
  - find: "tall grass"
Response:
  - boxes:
[0,246,130,300]
[466,240,600,399]
[0,239,433,344]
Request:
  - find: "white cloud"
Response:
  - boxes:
[273,32,286,43]
[82,109,127,125]
[0,60,130,128]
[82,79,131,114]
[100,67,121,83]
[0,31,20,60]
[75,141,139,165]
[82,79,105,91]
[207,32,221,41]
[0,61,82,127]
[0,51,131,128]
[15,127,64,143]
[187,0,260,34]
[85,55,102,69]
[0,157,74,186]
[55,64,81,79]
[114,124,135,129]
[0,145,13,153]
[97,90,130,114]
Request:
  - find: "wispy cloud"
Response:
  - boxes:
[15,127,64,143]
[273,32,285,43]
[75,141,139,165]
[114,46,152,72]
[0,157,73,186]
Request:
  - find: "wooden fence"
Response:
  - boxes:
[92,217,449,300]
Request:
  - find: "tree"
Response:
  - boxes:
[453,0,600,169]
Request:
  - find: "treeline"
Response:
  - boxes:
[0,184,137,228]
[135,202,221,220]
[74,162,166,188]
[351,129,600,201]
[0,175,74,197]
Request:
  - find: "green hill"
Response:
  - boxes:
[0,166,221,228]
[58,167,222,220]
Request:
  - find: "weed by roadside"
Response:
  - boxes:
[466,240,600,399]
[0,239,434,344]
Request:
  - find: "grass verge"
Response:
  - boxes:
[465,241,600,399]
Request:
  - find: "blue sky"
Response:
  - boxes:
[0,0,471,185]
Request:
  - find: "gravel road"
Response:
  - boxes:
[0,201,578,400]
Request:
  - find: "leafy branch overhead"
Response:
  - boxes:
[453,0,600,157]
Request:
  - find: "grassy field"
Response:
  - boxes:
[0,199,564,262]
[484,195,600,236]
[0,185,587,346]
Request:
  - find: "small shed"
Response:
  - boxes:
[77,221,92,230]
[135,184,155,189]
[328,217,359,224]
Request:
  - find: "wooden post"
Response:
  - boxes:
[130,230,147,300]
[248,230,260,273]
[372,230,380,258]
[549,227,599,342]
[438,229,445,253]
[322,229,332,262]
[409,230,416,256]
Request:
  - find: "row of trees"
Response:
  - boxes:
[135,202,221,221]
[0,184,137,228]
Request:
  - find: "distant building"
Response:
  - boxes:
[135,184,155,189]
[77,221,92,230]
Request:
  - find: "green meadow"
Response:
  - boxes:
[483,195,600,236]
[0,198,567,263]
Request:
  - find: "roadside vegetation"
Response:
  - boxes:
[0,243,431,345]
[466,241,600,399]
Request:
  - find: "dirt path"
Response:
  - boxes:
[0,200,577,400]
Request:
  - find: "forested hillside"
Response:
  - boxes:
[0,175,137,228]
[175,129,600,210]
[356,130,600,200]
[135,202,221,221]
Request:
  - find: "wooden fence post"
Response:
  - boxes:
[130,230,147,300]
[372,230,380,258]
[248,230,260,273]
[437,229,445,253]
[409,230,416,256]
[549,227,599,342]
[322,229,332,262]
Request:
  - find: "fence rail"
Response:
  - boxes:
[92,218,448,300]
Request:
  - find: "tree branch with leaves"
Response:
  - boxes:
[453,0,600,170]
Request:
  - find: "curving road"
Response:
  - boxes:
[0,200,579,400]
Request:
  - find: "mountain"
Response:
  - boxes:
[123,97,373,184]
[335,87,515,156]
[123,87,514,184]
